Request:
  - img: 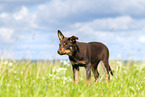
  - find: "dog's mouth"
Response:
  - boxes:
[57,49,72,56]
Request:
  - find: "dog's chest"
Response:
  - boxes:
[69,55,87,65]
[69,42,90,65]
[70,60,86,65]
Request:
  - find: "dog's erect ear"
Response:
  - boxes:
[68,36,78,44]
[58,30,65,41]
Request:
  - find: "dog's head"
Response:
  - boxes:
[57,30,78,56]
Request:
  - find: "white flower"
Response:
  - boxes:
[52,67,67,74]
[52,68,56,72]
[33,80,36,83]
[62,76,68,80]
[36,76,40,79]
[134,63,145,71]
[62,76,73,82]
[56,77,60,79]
[8,62,13,66]
[58,67,67,71]
[16,78,20,80]
[49,74,56,77]
[14,71,17,74]
[4,61,8,65]
[57,67,67,74]
[9,68,13,73]
[42,77,45,80]
[117,61,122,66]
[60,60,71,66]
[21,71,23,74]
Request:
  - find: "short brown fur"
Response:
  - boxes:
[57,30,113,84]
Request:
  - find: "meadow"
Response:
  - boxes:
[0,59,145,97]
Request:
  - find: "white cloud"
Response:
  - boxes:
[35,0,145,22]
[0,0,145,35]
[12,6,38,29]
[0,6,38,36]
[70,16,145,31]
[13,6,28,21]
[0,28,14,42]
[138,36,145,43]
[0,13,8,18]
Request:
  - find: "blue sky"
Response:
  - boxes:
[0,0,145,60]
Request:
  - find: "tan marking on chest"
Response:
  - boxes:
[70,60,86,65]
[78,61,86,64]
[70,61,75,65]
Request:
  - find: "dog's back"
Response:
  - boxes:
[89,42,109,62]
[76,42,109,64]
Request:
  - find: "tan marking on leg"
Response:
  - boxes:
[106,74,109,83]
[102,61,109,83]
[95,78,99,83]
[74,70,79,84]
[85,77,91,85]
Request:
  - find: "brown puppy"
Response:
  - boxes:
[57,30,113,84]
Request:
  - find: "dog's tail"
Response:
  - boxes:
[109,66,113,76]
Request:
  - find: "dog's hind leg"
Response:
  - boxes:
[102,60,110,83]
[92,60,100,83]
[85,64,92,85]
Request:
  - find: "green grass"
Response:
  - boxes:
[0,60,145,97]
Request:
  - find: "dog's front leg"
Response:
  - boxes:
[85,64,91,85]
[72,65,79,84]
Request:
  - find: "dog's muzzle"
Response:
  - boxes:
[57,49,65,55]
[57,48,72,55]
